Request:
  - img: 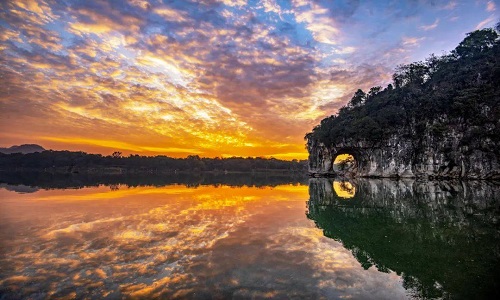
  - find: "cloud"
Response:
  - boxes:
[475,15,496,29]
[420,18,439,31]
[67,2,144,37]
[442,1,457,10]
[0,183,410,299]
[41,136,204,154]
[292,2,341,45]
[402,36,425,47]
[218,0,247,7]
[153,6,190,23]
[259,0,282,15]
[127,0,151,10]
[3,0,56,25]
[486,1,496,12]
[0,0,494,159]
[332,46,356,54]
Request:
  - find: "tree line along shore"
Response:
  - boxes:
[0,150,307,174]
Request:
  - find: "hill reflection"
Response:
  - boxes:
[307,178,500,299]
[1,175,498,299]
[0,171,307,191]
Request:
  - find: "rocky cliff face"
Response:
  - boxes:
[307,123,500,179]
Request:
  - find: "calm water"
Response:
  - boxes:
[0,174,499,299]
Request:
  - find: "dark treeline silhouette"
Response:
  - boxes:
[0,150,307,174]
[306,25,500,147]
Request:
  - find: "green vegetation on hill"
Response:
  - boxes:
[305,25,500,147]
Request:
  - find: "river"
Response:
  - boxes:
[0,174,498,299]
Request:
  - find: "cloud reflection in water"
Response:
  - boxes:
[0,184,407,299]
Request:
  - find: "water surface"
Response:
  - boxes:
[0,175,498,299]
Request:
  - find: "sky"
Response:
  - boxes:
[0,0,498,159]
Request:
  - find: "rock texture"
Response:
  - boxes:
[307,125,500,179]
[308,178,500,224]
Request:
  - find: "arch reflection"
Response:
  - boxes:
[333,181,355,199]
[307,178,500,299]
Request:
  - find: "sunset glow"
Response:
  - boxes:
[0,0,496,158]
[0,183,408,298]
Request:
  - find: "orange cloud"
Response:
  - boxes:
[0,0,492,160]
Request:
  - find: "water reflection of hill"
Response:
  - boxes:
[307,178,500,299]
[0,171,307,191]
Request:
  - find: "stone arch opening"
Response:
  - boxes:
[332,152,357,175]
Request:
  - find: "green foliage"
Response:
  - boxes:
[306,26,500,147]
[454,28,498,58]
[393,61,429,87]
[348,89,366,107]
[430,123,447,137]
[367,86,381,99]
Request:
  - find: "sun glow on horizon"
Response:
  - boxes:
[0,1,495,159]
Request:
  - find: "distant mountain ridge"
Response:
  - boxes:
[0,144,45,154]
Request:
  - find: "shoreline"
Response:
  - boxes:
[308,172,500,181]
